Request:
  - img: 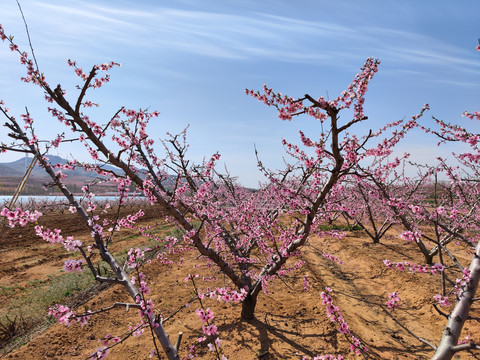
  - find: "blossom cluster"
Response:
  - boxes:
[0,25,46,86]
[48,304,91,327]
[34,225,82,251]
[131,272,151,295]
[400,230,422,243]
[453,268,472,296]
[203,153,221,176]
[67,59,120,89]
[383,260,445,275]
[320,288,367,355]
[462,111,480,121]
[129,322,145,337]
[7,46,34,83]
[195,307,214,323]
[322,251,344,265]
[247,58,379,123]
[127,247,147,269]
[303,275,310,292]
[0,207,42,227]
[433,294,450,307]
[184,275,249,304]
[118,209,145,229]
[246,84,306,121]
[386,292,400,311]
[99,333,121,347]
[90,347,109,360]
[186,275,228,359]
[138,298,155,320]
[64,259,84,273]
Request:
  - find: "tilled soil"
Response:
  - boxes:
[0,207,479,359]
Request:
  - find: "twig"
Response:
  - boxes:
[74,302,141,318]
[84,323,144,360]
[381,304,437,350]
[174,332,183,351]
[161,296,198,324]
[432,303,449,319]
[16,0,40,72]
[451,342,480,353]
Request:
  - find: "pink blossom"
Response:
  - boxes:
[410,205,421,214]
[320,287,367,354]
[400,230,421,243]
[303,275,310,292]
[202,324,218,336]
[1,208,42,228]
[433,294,450,307]
[63,259,84,272]
[196,308,214,322]
[386,292,400,311]
[91,347,109,360]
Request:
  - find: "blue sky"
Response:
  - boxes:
[0,0,479,187]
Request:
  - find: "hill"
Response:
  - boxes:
[0,155,122,178]
[0,156,122,195]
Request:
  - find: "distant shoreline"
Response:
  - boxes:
[0,194,147,205]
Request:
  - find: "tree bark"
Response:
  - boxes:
[241,293,258,321]
[431,241,480,360]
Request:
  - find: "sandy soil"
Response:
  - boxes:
[0,207,479,359]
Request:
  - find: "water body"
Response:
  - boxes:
[0,195,121,202]
[0,195,134,208]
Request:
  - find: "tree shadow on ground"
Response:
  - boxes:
[215,314,338,359]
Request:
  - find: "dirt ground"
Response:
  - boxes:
[0,206,479,359]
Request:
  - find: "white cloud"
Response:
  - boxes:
[3,0,478,75]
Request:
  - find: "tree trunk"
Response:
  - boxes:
[241,293,258,320]
[431,241,480,360]
[101,250,180,359]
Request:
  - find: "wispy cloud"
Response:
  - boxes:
[0,2,372,65]
[361,27,480,72]
[4,0,478,77]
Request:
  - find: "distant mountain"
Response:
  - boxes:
[0,155,122,179]
[0,163,24,177]
[0,156,249,195]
